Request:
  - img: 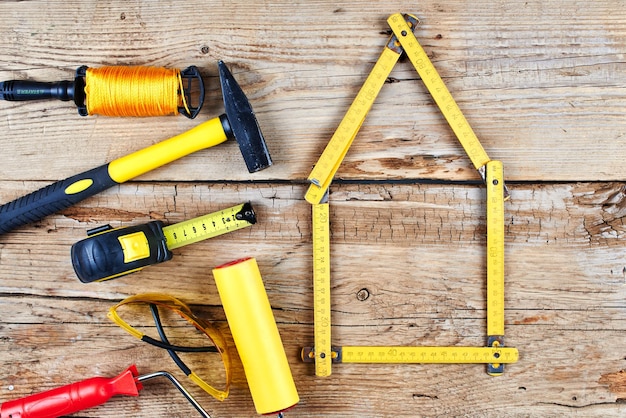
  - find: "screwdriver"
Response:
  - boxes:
[0,365,211,418]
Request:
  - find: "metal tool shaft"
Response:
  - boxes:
[138,371,211,418]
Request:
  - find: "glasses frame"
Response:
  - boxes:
[108,293,231,401]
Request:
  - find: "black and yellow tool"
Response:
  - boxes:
[0,61,271,236]
[302,13,517,376]
[71,202,256,282]
[0,65,204,118]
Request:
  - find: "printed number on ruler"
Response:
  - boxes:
[312,202,332,376]
[485,161,506,375]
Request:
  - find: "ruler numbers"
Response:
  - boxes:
[175,214,229,241]
[340,346,517,364]
[312,203,332,376]
[304,14,517,374]
[486,161,505,336]
[388,14,491,171]
[306,46,401,204]
[164,203,253,250]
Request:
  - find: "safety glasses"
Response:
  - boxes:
[108,293,231,401]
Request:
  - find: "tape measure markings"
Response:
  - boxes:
[304,13,516,373]
[486,161,505,337]
[486,160,506,375]
[337,346,518,364]
[163,202,255,250]
[306,46,400,203]
[387,13,491,173]
[305,15,420,205]
[312,202,332,376]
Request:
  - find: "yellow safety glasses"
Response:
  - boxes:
[108,293,231,401]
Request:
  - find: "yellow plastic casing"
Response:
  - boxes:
[108,117,228,183]
[117,231,151,263]
[212,257,299,415]
[64,178,94,195]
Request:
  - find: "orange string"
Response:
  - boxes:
[84,66,186,117]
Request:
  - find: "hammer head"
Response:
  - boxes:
[218,61,272,173]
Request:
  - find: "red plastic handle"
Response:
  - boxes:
[0,365,142,418]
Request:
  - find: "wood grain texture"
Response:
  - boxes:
[0,1,624,417]
[0,182,624,416]
[0,1,624,182]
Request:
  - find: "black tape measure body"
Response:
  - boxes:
[71,221,172,283]
[71,202,256,283]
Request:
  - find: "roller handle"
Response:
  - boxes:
[0,80,75,101]
[0,164,118,235]
[0,366,141,418]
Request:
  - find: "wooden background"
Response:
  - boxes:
[0,1,625,417]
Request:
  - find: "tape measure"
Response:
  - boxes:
[303,346,518,364]
[304,13,516,375]
[71,202,256,282]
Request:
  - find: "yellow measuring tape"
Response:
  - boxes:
[163,202,255,250]
[71,202,257,283]
[303,13,517,377]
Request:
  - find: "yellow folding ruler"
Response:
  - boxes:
[302,13,517,377]
[311,199,332,376]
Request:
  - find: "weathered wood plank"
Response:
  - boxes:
[0,1,625,417]
[0,1,624,183]
[0,181,623,416]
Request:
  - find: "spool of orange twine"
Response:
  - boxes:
[84,66,191,117]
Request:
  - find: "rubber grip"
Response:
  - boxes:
[0,164,118,235]
[0,366,140,418]
[0,80,74,101]
[71,221,172,283]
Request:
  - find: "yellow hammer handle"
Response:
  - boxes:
[108,117,227,183]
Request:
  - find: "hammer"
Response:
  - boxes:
[0,61,272,235]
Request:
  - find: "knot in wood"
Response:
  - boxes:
[356,288,370,301]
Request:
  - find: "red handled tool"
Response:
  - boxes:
[0,365,211,418]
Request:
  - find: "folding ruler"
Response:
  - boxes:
[301,13,518,377]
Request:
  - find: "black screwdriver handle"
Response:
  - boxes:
[0,80,75,101]
[0,165,118,235]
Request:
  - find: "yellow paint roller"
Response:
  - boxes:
[213,257,299,415]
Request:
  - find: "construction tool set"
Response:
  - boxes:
[0,12,518,417]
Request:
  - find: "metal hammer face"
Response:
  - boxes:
[218,61,272,173]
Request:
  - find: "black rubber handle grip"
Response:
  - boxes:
[0,164,118,235]
[0,80,75,101]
